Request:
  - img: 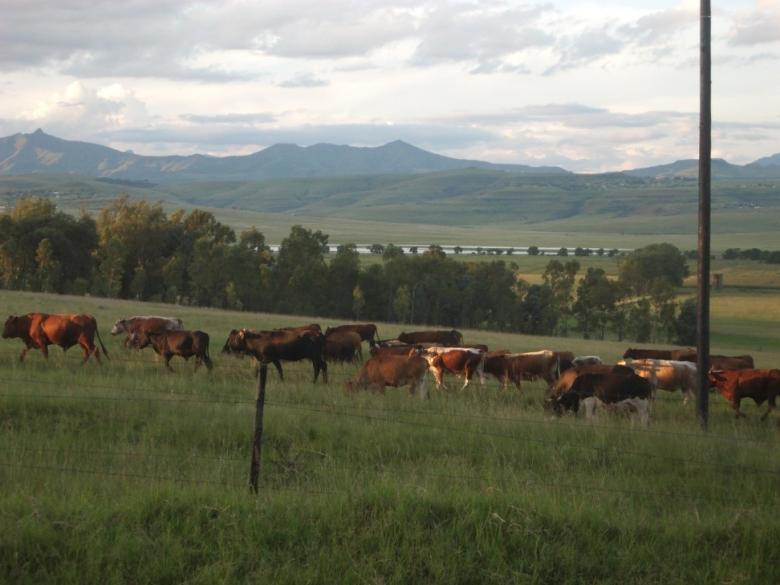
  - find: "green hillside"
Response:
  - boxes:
[2,170,779,249]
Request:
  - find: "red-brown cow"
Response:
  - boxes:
[325,324,379,346]
[132,329,212,372]
[3,313,109,364]
[421,347,485,390]
[708,369,780,419]
[345,354,429,397]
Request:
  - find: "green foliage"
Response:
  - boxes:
[619,243,688,297]
[573,268,619,340]
[675,298,697,345]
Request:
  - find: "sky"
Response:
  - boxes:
[0,0,778,172]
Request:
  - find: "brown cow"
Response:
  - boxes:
[398,329,463,346]
[708,369,780,419]
[222,328,327,383]
[3,313,109,364]
[132,329,212,371]
[483,350,570,390]
[345,353,429,397]
[622,347,696,361]
[325,324,379,346]
[324,330,363,363]
[111,316,183,349]
[421,347,485,390]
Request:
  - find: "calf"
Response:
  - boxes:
[133,329,212,372]
[421,347,485,390]
[623,359,698,404]
[549,370,653,426]
[708,369,780,419]
[345,354,429,397]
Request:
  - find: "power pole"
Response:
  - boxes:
[697,0,712,430]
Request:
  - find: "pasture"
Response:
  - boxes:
[1,290,779,584]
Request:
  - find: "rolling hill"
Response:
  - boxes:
[0,129,567,181]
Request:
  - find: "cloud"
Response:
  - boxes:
[180,112,277,124]
[278,73,329,88]
[730,5,780,46]
[15,80,151,137]
[411,4,555,70]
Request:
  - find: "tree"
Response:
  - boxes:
[369,243,385,255]
[626,299,653,342]
[520,284,558,335]
[382,244,405,261]
[273,225,329,314]
[527,246,539,256]
[352,285,366,319]
[453,246,463,255]
[393,285,411,323]
[557,247,569,256]
[573,268,619,339]
[675,298,697,345]
[542,259,580,335]
[35,238,62,293]
[425,245,446,259]
[619,243,688,297]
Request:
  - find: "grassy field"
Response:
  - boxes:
[1,289,779,584]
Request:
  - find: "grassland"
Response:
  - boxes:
[3,172,780,250]
[1,287,779,584]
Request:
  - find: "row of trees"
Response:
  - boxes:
[0,197,695,343]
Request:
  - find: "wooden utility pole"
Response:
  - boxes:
[697,0,712,430]
[249,364,268,493]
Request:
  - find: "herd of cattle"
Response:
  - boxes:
[3,312,779,425]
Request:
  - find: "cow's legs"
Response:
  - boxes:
[761,396,775,421]
[732,398,746,418]
[414,376,428,400]
[164,353,175,372]
[272,359,284,380]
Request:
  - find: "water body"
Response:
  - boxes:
[267,244,633,255]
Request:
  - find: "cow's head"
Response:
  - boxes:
[222,329,248,354]
[708,369,726,387]
[2,315,19,339]
[622,348,634,359]
[110,319,127,335]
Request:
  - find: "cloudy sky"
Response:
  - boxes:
[1,0,778,172]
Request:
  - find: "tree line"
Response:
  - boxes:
[0,197,695,344]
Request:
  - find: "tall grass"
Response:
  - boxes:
[1,291,779,583]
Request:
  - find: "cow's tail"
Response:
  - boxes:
[95,326,110,360]
[203,335,213,370]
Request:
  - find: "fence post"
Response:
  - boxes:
[249,364,268,494]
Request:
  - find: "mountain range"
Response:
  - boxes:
[2,129,779,182]
[0,129,567,182]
